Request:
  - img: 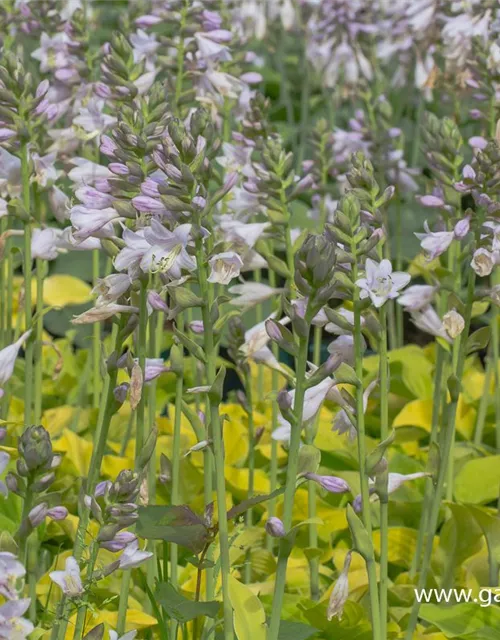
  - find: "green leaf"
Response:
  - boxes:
[136,505,210,554]
[454,455,500,504]
[467,327,491,354]
[156,582,219,623]
[226,486,286,521]
[228,574,267,640]
[419,603,500,636]
[277,620,319,640]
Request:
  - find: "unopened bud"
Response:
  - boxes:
[265,517,286,538]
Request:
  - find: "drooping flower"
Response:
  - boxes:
[397,285,437,312]
[92,274,132,307]
[332,380,378,441]
[207,252,243,285]
[327,551,352,621]
[411,306,450,341]
[49,556,83,598]
[72,304,138,325]
[304,473,351,494]
[0,331,32,399]
[229,282,282,308]
[356,259,410,308]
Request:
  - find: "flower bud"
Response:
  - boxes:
[29,503,48,527]
[265,517,286,538]
[304,473,350,494]
[19,425,53,472]
[47,506,68,521]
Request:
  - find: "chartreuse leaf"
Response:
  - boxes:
[419,603,500,636]
[466,504,500,564]
[439,504,483,578]
[454,455,500,504]
[228,574,267,640]
[155,582,219,622]
[41,274,92,307]
[137,505,210,554]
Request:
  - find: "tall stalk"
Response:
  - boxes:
[267,329,310,640]
[378,304,389,637]
[21,143,33,426]
[195,238,233,640]
[405,270,476,639]
[243,369,255,584]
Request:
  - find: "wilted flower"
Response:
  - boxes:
[49,556,83,598]
[207,252,244,285]
[471,248,496,277]
[356,259,410,308]
[411,306,450,341]
[327,551,352,621]
[72,304,139,325]
[415,222,455,260]
[442,309,465,339]
[93,274,132,307]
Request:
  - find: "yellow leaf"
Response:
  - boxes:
[42,274,92,307]
[228,574,267,640]
[54,429,93,476]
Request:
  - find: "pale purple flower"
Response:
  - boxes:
[70,206,121,241]
[265,517,286,538]
[195,31,232,61]
[48,186,70,223]
[114,228,150,278]
[0,331,32,398]
[32,152,58,187]
[304,473,350,494]
[31,228,62,260]
[49,556,83,598]
[0,599,33,639]
[67,159,112,185]
[207,252,243,285]
[28,503,48,527]
[141,358,169,383]
[74,98,117,136]
[118,540,153,570]
[109,631,137,640]
[141,220,196,279]
[47,506,68,521]
[356,259,410,308]
[100,532,137,552]
[75,186,114,210]
[397,285,437,312]
[229,282,282,308]
[415,221,454,260]
[31,32,71,72]
[0,552,26,600]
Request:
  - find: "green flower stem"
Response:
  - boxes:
[268,328,310,640]
[473,345,492,446]
[352,254,381,639]
[19,485,35,621]
[170,315,184,590]
[53,319,125,640]
[174,0,188,113]
[92,249,101,408]
[195,239,232,640]
[379,304,389,638]
[267,265,280,551]
[72,540,100,640]
[21,143,33,426]
[147,306,159,592]
[405,269,476,640]
[33,257,45,423]
[117,281,149,636]
[409,346,445,579]
[0,217,6,344]
[243,369,255,584]
[135,279,149,456]
[493,269,500,452]
[296,54,310,169]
